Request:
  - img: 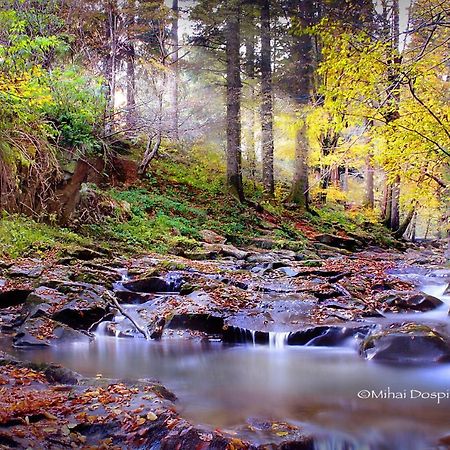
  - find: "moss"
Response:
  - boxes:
[0,213,91,259]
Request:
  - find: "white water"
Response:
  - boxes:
[268,331,291,349]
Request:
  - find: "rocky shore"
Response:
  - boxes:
[0,234,449,449]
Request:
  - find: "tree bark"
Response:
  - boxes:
[390,174,400,231]
[394,201,415,239]
[260,0,274,197]
[365,152,375,208]
[290,124,309,208]
[382,179,392,226]
[383,0,402,230]
[244,25,257,185]
[104,0,118,135]
[288,0,314,209]
[226,2,244,201]
[126,0,136,130]
[170,0,179,140]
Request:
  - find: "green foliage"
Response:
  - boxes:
[307,206,394,247]
[0,214,89,259]
[95,157,265,251]
[44,68,105,153]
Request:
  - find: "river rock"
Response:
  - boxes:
[315,233,361,252]
[199,229,226,244]
[203,243,249,260]
[444,283,450,296]
[380,291,443,312]
[7,261,44,278]
[24,285,109,330]
[52,298,108,330]
[65,246,108,261]
[183,249,218,260]
[122,276,182,293]
[0,288,33,308]
[360,324,450,364]
[14,317,92,347]
[26,286,68,306]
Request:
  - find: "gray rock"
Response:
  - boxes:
[14,317,92,347]
[361,324,450,365]
[315,233,361,252]
[199,229,226,244]
[0,288,32,308]
[203,243,249,260]
[8,263,43,278]
[381,291,443,312]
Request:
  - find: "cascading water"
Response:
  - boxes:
[268,331,290,349]
[112,268,131,291]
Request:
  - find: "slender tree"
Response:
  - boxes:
[288,0,314,209]
[244,19,257,184]
[170,0,179,140]
[126,0,136,130]
[260,0,274,197]
[226,1,244,201]
[104,0,119,134]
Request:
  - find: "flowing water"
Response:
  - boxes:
[2,268,450,449]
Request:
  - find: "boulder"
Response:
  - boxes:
[0,288,32,308]
[122,275,183,294]
[380,291,443,312]
[199,229,226,244]
[65,246,108,261]
[52,299,108,330]
[14,317,92,347]
[203,243,249,260]
[21,285,110,330]
[315,233,361,252]
[26,286,68,306]
[44,365,81,385]
[444,283,450,296]
[183,249,218,261]
[8,261,44,278]
[361,324,450,364]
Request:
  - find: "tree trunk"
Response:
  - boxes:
[170,0,179,140]
[365,153,375,208]
[126,0,136,130]
[394,201,415,239]
[382,180,392,226]
[138,134,161,177]
[244,26,257,185]
[260,0,274,197]
[226,2,244,201]
[382,0,402,229]
[290,124,309,208]
[104,0,118,135]
[390,175,400,231]
[288,0,314,209]
[318,130,339,204]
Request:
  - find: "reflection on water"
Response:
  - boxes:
[3,337,450,449]
[2,270,450,449]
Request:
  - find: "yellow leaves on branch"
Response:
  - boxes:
[0,68,53,109]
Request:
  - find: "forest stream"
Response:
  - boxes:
[1,245,450,450]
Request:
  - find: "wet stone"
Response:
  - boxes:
[361,324,450,365]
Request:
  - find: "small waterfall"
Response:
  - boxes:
[113,268,131,291]
[250,330,256,346]
[95,321,110,336]
[118,268,130,282]
[268,332,290,349]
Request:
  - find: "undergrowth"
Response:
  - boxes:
[0,213,90,259]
